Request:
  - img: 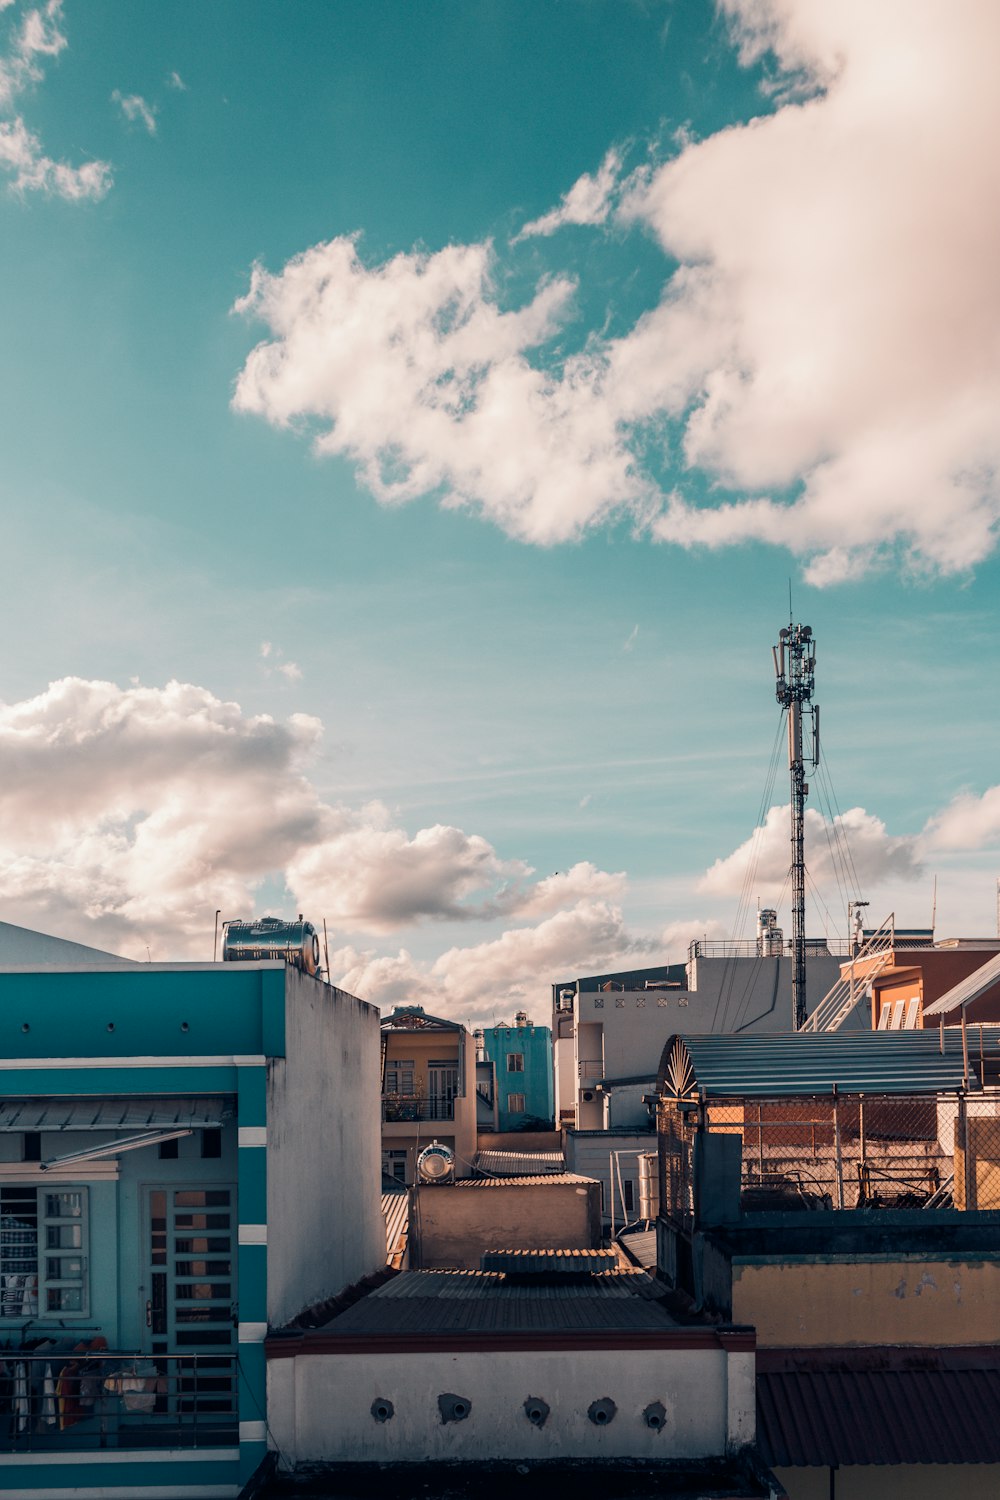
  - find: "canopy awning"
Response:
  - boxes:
[0,1097,231,1132]
[923,951,1000,1017]
[657,1030,973,1100]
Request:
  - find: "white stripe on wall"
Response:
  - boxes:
[238,1223,268,1244]
[238,1126,267,1147]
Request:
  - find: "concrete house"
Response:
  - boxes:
[480,1014,554,1130]
[380,1007,476,1184]
[0,943,383,1500]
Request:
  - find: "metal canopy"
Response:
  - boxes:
[657,1030,974,1100]
[923,951,1000,1017]
[0,1098,231,1132]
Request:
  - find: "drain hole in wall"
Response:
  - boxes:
[588,1398,617,1426]
[370,1398,394,1423]
[524,1397,550,1427]
[643,1400,667,1431]
[438,1393,472,1424]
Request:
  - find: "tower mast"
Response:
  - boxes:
[773,622,819,1028]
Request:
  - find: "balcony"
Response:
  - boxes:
[0,1350,237,1452]
[381,1095,456,1122]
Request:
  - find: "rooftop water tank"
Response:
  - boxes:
[222,916,320,975]
[416,1140,455,1184]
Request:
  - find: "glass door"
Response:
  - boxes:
[427,1061,459,1119]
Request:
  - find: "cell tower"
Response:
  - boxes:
[773,622,819,1029]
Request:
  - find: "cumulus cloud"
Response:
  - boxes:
[232,1,1000,582]
[232,236,650,545]
[700,803,923,897]
[0,678,639,1007]
[0,2,110,198]
[332,898,658,1024]
[515,148,623,240]
[922,786,1000,854]
[112,89,156,135]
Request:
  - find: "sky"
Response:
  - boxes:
[2,0,1000,1025]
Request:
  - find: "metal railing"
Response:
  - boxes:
[0,1350,237,1451]
[801,913,896,1033]
[381,1096,456,1122]
[688,938,853,960]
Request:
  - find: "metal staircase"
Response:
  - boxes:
[800,913,896,1032]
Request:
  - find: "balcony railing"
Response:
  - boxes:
[0,1350,237,1452]
[381,1095,456,1122]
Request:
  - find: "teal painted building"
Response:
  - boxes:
[0,950,384,1499]
[482,1016,554,1131]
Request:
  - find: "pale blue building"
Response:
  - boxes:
[0,927,383,1499]
[481,1015,554,1130]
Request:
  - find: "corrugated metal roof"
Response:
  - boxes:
[923,953,1000,1017]
[618,1228,657,1270]
[320,1268,681,1336]
[757,1351,1000,1466]
[474,1149,565,1176]
[0,1097,231,1131]
[381,1190,409,1264]
[452,1172,597,1189]
[480,1248,616,1273]
[658,1031,972,1100]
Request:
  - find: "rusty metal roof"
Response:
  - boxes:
[474,1149,565,1175]
[757,1349,1000,1467]
[480,1248,616,1273]
[453,1171,596,1188]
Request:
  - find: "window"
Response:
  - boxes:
[905,997,921,1030]
[159,1138,179,1159]
[506,1052,524,1073]
[507,1093,526,1114]
[22,1133,41,1163]
[623,1179,635,1212]
[385,1060,415,1095]
[383,1149,408,1183]
[201,1129,222,1159]
[1,1185,89,1320]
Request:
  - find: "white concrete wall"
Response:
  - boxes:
[564,1131,656,1223]
[266,970,386,1326]
[267,1345,754,1466]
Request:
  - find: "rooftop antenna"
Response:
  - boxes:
[773,618,819,1028]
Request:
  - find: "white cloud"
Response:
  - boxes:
[166,70,187,92]
[232,2,1000,582]
[0,678,641,1003]
[625,0,1000,582]
[922,786,1000,854]
[112,89,156,136]
[259,639,303,683]
[232,236,650,546]
[700,803,923,898]
[0,2,110,199]
[332,898,658,1025]
[515,148,623,240]
[623,623,639,652]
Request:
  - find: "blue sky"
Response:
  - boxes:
[2,1,1000,1021]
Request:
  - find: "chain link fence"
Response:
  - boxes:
[658,1089,1000,1226]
